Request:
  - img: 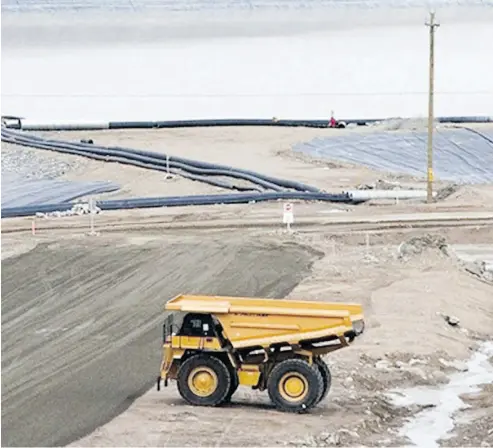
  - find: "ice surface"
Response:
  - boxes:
[1,172,120,208]
[293,127,493,183]
[2,4,492,121]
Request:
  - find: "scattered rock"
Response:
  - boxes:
[2,145,86,180]
[401,366,428,381]
[296,428,362,447]
[338,429,360,439]
[409,358,427,366]
[439,313,460,327]
[343,376,354,387]
[439,358,468,372]
[398,234,449,258]
[464,260,493,283]
[435,184,460,200]
[36,201,101,218]
[356,179,402,191]
[375,360,392,370]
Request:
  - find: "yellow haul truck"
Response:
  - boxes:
[157,294,364,413]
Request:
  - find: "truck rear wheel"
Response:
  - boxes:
[177,355,231,406]
[314,357,332,404]
[267,359,323,413]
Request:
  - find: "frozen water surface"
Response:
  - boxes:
[2,2,493,121]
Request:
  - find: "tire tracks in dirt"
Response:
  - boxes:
[1,236,319,447]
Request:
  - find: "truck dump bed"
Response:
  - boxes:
[165,294,364,349]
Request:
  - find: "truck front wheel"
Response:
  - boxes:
[267,359,323,413]
[177,354,231,406]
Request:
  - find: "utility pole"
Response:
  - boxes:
[425,11,440,203]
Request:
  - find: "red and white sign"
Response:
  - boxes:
[283,202,294,224]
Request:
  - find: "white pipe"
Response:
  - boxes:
[345,190,437,200]
[20,120,110,131]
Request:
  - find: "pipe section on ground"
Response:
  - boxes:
[1,127,362,218]
[345,190,437,200]
[2,116,492,131]
[1,128,317,193]
[1,192,360,219]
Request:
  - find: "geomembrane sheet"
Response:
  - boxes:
[293,127,493,184]
[1,172,120,208]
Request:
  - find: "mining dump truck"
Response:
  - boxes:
[157,294,364,413]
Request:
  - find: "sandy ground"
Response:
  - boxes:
[2,126,493,447]
[3,125,493,213]
[2,229,493,446]
[3,125,491,211]
[2,223,492,447]
[11,124,490,202]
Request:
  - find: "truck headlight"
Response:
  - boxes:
[352,319,365,335]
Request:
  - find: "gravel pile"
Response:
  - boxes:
[1,144,87,179]
[1,144,118,209]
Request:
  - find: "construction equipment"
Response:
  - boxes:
[156,294,364,413]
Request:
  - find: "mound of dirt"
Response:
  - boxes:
[371,117,439,131]
[1,234,320,447]
[397,234,449,258]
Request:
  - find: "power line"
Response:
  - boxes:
[2,91,491,98]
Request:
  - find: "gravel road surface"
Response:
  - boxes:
[1,234,319,447]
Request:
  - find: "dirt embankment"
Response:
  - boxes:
[1,234,319,447]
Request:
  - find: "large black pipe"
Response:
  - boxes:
[4,116,491,131]
[1,127,360,218]
[1,191,358,218]
[1,130,279,192]
[2,128,319,192]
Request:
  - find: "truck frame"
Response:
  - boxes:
[157,294,364,413]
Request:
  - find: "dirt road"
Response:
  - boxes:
[67,228,493,447]
[1,234,318,447]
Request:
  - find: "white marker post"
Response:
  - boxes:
[283,202,294,232]
[31,218,36,236]
[89,197,96,236]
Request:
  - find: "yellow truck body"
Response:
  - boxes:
[157,294,364,413]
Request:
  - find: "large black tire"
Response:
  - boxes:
[267,359,324,413]
[224,369,239,403]
[177,355,231,407]
[314,357,332,404]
